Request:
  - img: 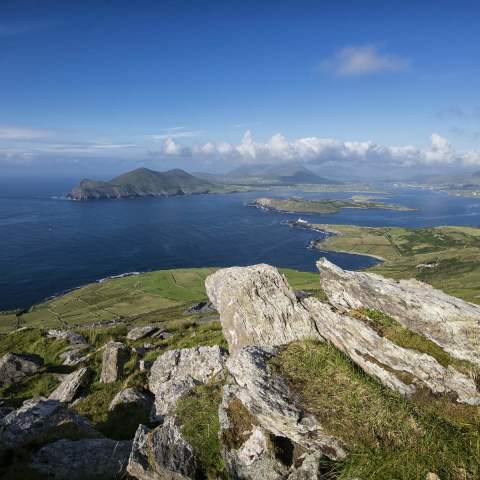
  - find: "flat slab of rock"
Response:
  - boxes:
[0,352,44,387]
[317,258,480,367]
[49,367,90,403]
[127,420,197,480]
[47,329,87,345]
[30,437,132,480]
[127,325,161,341]
[100,341,129,383]
[109,387,152,412]
[0,399,99,450]
[149,345,227,420]
[205,264,319,354]
[59,343,91,366]
[303,297,480,405]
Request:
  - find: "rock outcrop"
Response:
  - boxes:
[206,263,480,405]
[49,367,90,403]
[149,345,227,420]
[205,264,318,354]
[127,420,197,480]
[100,341,129,383]
[224,347,347,461]
[30,437,132,480]
[317,258,480,367]
[109,387,152,412]
[0,399,98,451]
[219,383,324,480]
[127,325,161,341]
[0,352,44,387]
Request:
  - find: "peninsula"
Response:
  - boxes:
[252,196,416,214]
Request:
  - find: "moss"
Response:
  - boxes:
[355,308,476,375]
[220,397,258,450]
[270,340,479,480]
[176,382,226,479]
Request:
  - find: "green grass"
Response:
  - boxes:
[311,224,480,303]
[176,382,226,479]
[0,267,324,334]
[270,340,479,480]
[0,373,59,408]
[254,196,414,214]
[0,328,68,364]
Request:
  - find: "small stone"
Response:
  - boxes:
[148,345,227,420]
[49,367,90,403]
[127,419,197,480]
[109,387,152,412]
[100,341,129,384]
[126,325,161,341]
[0,352,44,387]
[30,437,132,480]
[0,399,98,450]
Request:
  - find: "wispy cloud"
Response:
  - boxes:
[0,125,51,141]
[319,45,409,76]
[145,126,204,141]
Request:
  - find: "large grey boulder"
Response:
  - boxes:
[149,345,227,420]
[0,399,99,450]
[30,437,132,479]
[317,257,480,367]
[225,346,347,461]
[100,341,129,383]
[0,352,44,387]
[208,263,480,405]
[127,420,197,480]
[127,325,161,341]
[49,367,90,403]
[109,387,152,412]
[205,264,318,354]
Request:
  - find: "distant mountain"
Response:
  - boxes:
[226,162,341,185]
[68,168,216,200]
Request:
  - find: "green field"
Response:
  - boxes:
[311,224,480,303]
[253,196,416,214]
[0,267,323,334]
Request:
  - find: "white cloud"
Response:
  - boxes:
[163,137,182,155]
[0,125,51,140]
[188,131,480,167]
[320,45,409,76]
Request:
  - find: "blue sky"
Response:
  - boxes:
[1,0,480,177]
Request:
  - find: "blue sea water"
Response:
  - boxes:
[0,178,479,311]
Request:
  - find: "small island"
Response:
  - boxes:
[251,196,416,214]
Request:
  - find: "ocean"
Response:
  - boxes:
[1,178,479,311]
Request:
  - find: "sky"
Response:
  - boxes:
[1,0,480,179]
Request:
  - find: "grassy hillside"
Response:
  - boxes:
[311,224,480,303]
[0,267,323,334]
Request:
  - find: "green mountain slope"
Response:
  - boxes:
[68,167,216,200]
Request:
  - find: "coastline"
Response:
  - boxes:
[286,220,387,263]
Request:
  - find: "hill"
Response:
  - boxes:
[225,162,341,185]
[68,167,217,200]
